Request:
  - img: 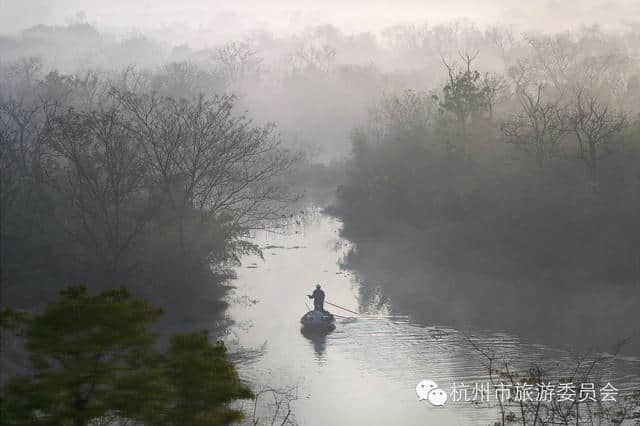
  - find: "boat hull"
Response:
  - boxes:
[300,310,335,331]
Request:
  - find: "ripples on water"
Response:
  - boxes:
[225,210,640,425]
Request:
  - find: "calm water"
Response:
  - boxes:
[225,210,640,425]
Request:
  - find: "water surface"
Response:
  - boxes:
[225,211,640,425]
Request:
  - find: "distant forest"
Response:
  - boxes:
[2,20,639,311]
[336,28,640,288]
[2,16,639,426]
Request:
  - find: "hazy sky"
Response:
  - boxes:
[1,0,639,42]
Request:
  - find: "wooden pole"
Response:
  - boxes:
[325,300,360,316]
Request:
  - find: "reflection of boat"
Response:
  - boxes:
[300,326,329,358]
[300,310,335,332]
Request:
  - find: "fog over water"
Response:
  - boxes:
[1,1,639,424]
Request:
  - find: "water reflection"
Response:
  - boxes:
[225,210,640,426]
[300,326,334,361]
[342,228,640,355]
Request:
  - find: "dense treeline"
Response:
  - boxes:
[0,58,296,309]
[1,286,253,425]
[337,30,640,287]
[5,22,639,162]
[0,59,296,421]
[0,14,639,425]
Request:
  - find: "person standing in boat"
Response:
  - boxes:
[308,284,325,311]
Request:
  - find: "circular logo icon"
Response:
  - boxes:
[427,388,448,406]
[416,379,447,406]
[416,379,439,401]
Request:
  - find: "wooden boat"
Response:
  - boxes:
[300,310,335,331]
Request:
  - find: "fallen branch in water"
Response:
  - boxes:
[247,385,299,426]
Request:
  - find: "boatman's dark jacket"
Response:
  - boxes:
[308,288,325,311]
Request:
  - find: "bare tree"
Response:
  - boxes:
[0,59,70,223]
[501,80,566,171]
[486,25,519,66]
[152,61,220,100]
[525,34,579,97]
[290,43,336,75]
[114,90,298,255]
[214,42,263,89]
[369,90,434,138]
[246,385,299,426]
[468,337,640,425]
[49,107,156,284]
[0,59,62,178]
[569,89,627,183]
[481,71,511,121]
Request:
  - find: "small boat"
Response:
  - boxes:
[300,310,335,332]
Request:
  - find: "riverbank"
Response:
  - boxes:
[333,213,640,355]
[225,210,640,425]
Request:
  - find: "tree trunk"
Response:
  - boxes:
[588,139,598,187]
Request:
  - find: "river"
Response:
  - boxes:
[225,209,640,425]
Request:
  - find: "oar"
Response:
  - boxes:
[325,301,409,319]
[325,300,360,316]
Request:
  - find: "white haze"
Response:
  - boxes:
[2,0,640,44]
[1,1,639,162]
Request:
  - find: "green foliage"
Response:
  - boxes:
[0,286,253,426]
[438,70,488,118]
[0,307,29,333]
[433,60,490,135]
[1,286,166,425]
[165,331,253,425]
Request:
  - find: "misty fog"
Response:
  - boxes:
[1,1,639,425]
